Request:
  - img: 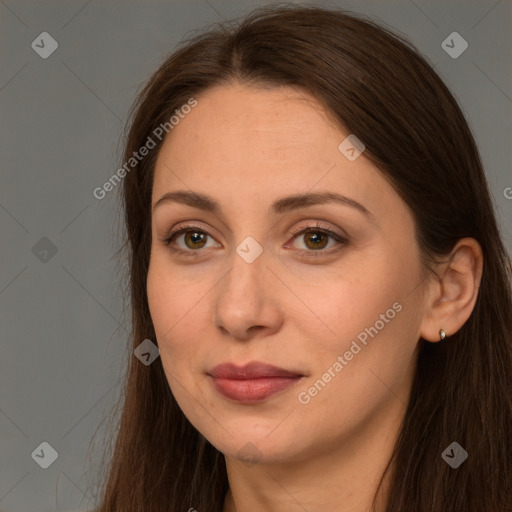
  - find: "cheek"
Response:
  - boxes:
[299,251,422,399]
[146,259,208,373]
[302,260,412,352]
[147,263,182,360]
[147,263,172,334]
[147,256,197,333]
[147,264,204,413]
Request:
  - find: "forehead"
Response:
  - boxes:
[151,83,405,226]
[154,84,353,183]
[166,84,338,145]
[181,82,333,130]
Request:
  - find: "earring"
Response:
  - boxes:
[439,329,446,342]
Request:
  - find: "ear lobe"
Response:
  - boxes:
[419,238,483,343]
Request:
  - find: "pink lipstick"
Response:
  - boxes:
[208,361,304,404]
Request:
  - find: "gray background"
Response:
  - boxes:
[1,0,511,510]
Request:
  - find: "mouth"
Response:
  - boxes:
[207,361,305,404]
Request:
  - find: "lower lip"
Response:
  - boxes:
[210,376,302,403]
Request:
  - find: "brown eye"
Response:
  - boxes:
[163,225,219,255]
[301,230,330,250]
[288,224,348,255]
[182,230,208,249]
[162,222,348,258]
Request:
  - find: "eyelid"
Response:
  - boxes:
[284,221,348,256]
[162,222,218,249]
[287,221,345,239]
[162,221,348,256]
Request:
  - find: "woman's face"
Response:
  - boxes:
[147,83,429,465]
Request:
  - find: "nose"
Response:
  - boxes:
[213,248,283,341]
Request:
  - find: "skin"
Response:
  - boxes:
[146,83,483,512]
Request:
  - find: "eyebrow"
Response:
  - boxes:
[152,190,374,220]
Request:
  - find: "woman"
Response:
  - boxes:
[92,4,512,511]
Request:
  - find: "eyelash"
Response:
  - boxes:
[162,222,348,258]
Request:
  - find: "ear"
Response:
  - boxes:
[419,237,483,343]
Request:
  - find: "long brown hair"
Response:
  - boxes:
[90,4,512,511]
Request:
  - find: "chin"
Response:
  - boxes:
[197,416,312,465]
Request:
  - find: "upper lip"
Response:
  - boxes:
[208,361,303,380]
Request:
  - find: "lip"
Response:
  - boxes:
[208,362,304,404]
[209,361,303,379]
